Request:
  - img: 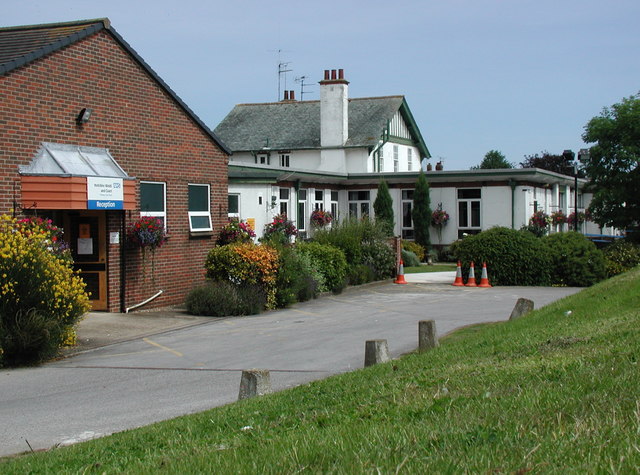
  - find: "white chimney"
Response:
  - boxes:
[320,69,349,147]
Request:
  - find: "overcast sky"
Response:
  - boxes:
[3,0,639,169]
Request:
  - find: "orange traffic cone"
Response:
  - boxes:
[394,259,408,284]
[478,262,492,288]
[465,261,477,287]
[452,260,464,286]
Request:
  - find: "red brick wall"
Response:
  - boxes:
[0,30,228,311]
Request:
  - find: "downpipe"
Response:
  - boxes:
[125,290,163,314]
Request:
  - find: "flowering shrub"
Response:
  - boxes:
[310,209,333,228]
[217,219,255,246]
[550,210,567,226]
[0,215,90,366]
[16,216,71,262]
[263,214,297,245]
[567,210,590,226]
[127,216,167,250]
[205,242,279,309]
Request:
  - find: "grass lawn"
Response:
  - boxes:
[3,269,640,473]
[404,263,457,273]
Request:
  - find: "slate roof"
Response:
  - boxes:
[0,18,230,154]
[214,96,430,158]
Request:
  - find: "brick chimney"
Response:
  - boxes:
[319,68,349,147]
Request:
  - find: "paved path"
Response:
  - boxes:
[0,278,581,457]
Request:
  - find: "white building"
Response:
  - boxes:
[215,69,609,246]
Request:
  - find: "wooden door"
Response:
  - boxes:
[65,212,107,311]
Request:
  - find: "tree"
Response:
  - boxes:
[472,150,513,169]
[582,93,640,234]
[412,171,432,248]
[373,179,394,236]
[520,151,575,175]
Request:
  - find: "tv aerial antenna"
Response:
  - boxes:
[295,76,312,100]
[270,49,292,101]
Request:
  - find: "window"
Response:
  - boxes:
[188,184,212,232]
[331,190,339,219]
[348,190,370,219]
[140,181,166,227]
[393,145,399,172]
[407,149,413,172]
[228,194,240,218]
[255,153,270,165]
[297,189,307,231]
[457,188,481,239]
[314,189,324,211]
[279,188,290,216]
[279,153,290,168]
[401,189,414,239]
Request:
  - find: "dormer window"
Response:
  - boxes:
[279,153,290,168]
[256,153,270,165]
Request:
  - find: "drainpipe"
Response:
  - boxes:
[509,179,516,229]
[120,211,126,313]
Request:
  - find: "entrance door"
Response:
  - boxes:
[65,212,107,311]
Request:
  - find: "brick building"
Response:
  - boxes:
[0,19,230,311]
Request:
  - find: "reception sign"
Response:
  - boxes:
[87,177,124,210]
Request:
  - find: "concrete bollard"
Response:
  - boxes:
[418,320,439,351]
[364,339,390,367]
[238,369,272,400]
[509,298,534,321]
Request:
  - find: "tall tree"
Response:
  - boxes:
[582,93,640,234]
[412,171,432,248]
[472,150,513,169]
[373,179,394,236]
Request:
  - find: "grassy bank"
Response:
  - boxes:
[3,269,640,473]
[404,263,457,273]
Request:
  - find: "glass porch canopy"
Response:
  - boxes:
[19,142,135,210]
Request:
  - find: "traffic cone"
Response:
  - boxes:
[465,261,477,287]
[478,262,492,288]
[452,260,464,286]
[394,259,408,284]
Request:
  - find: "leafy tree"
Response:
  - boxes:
[412,171,432,248]
[582,93,640,234]
[472,150,513,169]
[520,151,576,175]
[373,179,394,236]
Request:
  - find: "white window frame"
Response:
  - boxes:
[313,189,324,211]
[393,145,399,172]
[348,190,370,219]
[407,148,413,172]
[279,187,290,216]
[256,153,270,165]
[188,183,212,232]
[279,153,290,168]
[330,190,339,221]
[401,189,414,240]
[140,181,167,229]
[297,189,308,232]
[457,188,482,239]
[228,193,240,218]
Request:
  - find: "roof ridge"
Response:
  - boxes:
[0,18,109,32]
[233,95,405,108]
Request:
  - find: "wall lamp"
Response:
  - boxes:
[76,108,93,124]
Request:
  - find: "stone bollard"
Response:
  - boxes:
[364,339,390,367]
[509,298,534,321]
[238,369,272,400]
[418,320,439,351]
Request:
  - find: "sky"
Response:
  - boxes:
[3,0,639,170]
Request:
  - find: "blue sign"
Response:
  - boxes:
[88,200,123,210]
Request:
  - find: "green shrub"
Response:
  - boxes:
[185,281,265,317]
[453,227,552,286]
[362,240,396,280]
[402,241,425,261]
[347,264,375,286]
[0,215,90,366]
[274,246,321,307]
[296,241,348,293]
[603,239,640,277]
[204,243,279,309]
[401,249,421,268]
[541,232,606,287]
[314,217,387,266]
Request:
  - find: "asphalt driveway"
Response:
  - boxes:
[0,278,581,457]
